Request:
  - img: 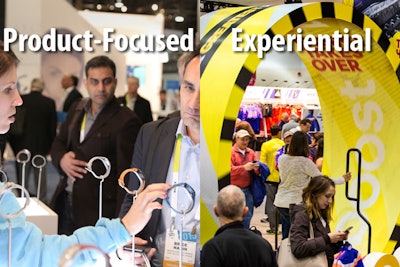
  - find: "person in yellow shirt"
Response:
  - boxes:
[260,125,284,234]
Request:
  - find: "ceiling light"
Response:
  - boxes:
[121,6,127,12]
[96,4,102,10]
[152,4,159,11]
[115,1,124,8]
[175,16,184,23]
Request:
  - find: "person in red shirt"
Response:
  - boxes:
[230,129,259,228]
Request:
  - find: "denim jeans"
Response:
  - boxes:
[241,187,254,229]
[277,207,290,239]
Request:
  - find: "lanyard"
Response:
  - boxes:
[80,113,87,143]
[169,135,200,226]
[170,134,183,220]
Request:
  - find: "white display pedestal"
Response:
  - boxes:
[16,197,58,235]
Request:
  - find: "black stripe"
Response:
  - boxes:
[254,29,276,59]
[391,225,400,252]
[235,67,253,90]
[218,173,231,190]
[220,118,236,141]
[321,2,335,18]
[201,7,267,76]
[351,8,364,29]
[200,8,252,48]
[396,65,400,83]
[289,7,306,28]
[390,225,400,240]
[265,28,275,39]
[377,32,390,52]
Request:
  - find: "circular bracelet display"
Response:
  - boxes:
[118,168,145,195]
[0,182,30,219]
[85,156,111,180]
[165,182,196,215]
[32,155,47,169]
[59,244,111,267]
[0,170,8,183]
[16,149,31,164]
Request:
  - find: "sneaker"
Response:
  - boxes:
[260,217,269,223]
[266,229,281,235]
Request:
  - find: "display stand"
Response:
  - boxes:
[165,182,196,267]
[85,156,111,220]
[16,197,58,235]
[118,168,147,267]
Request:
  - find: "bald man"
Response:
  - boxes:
[201,185,277,267]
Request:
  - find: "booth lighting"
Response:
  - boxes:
[121,6,127,12]
[175,16,184,23]
[152,4,159,11]
[115,1,124,8]
[96,4,102,10]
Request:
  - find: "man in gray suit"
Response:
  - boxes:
[118,49,200,267]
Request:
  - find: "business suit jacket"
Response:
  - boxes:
[120,111,180,242]
[117,94,153,124]
[62,88,83,112]
[51,97,142,228]
[8,91,57,156]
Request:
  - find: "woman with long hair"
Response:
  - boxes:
[289,175,349,267]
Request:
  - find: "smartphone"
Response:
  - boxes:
[123,244,151,253]
[344,226,353,232]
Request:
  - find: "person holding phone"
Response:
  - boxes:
[231,129,260,229]
[289,175,349,267]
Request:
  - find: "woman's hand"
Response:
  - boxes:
[342,172,352,182]
[121,183,171,236]
[328,231,348,243]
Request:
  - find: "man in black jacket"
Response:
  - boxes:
[201,185,277,267]
[61,74,82,113]
[117,76,153,124]
[51,56,141,232]
[8,78,57,203]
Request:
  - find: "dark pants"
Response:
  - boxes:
[277,207,290,239]
[265,182,279,231]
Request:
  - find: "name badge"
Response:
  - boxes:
[163,229,197,267]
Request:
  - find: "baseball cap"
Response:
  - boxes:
[283,128,298,139]
[235,129,251,138]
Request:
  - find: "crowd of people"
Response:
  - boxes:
[226,111,352,267]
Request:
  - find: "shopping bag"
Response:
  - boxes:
[333,242,364,267]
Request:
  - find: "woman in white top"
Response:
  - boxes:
[274,131,351,239]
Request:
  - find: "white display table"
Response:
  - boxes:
[16,197,58,235]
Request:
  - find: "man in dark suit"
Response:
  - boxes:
[51,56,142,231]
[117,76,153,124]
[61,74,83,113]
[118,49,200,267]
[8,78,57,203]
